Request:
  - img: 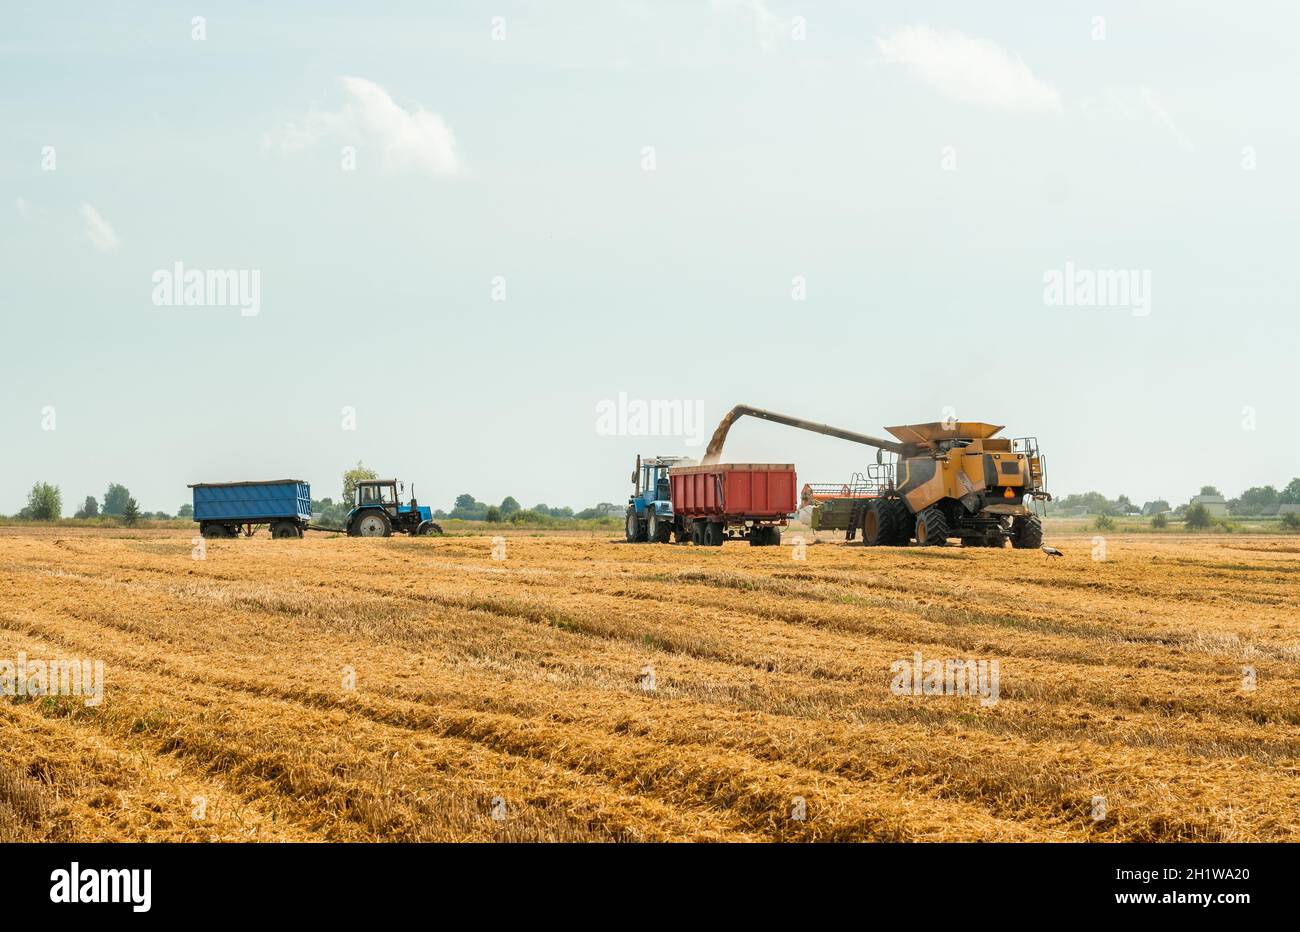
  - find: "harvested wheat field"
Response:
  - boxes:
[0,527,1297,843]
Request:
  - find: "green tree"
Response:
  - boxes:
[122,496,141,526]
[499,496,521,516]
[485,505,502,522]
[1151,512,1168,529]
[1198,485,1221,497]
[310,498,349,527]
[1184,503,1211,530]
[177,503,194,518]
[103,482,130,515]
[341,461,378,507]
[1278,478,1300,505]
[1142,499,1170,515]
[74,495,100,519]
[1048,491,1119,516]
[1229,485,1278,516]
[1281,513,1300,530]
[450,494,487,519]
[25,482,62,520]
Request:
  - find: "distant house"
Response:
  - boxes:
[1278,504,1300,516]
[1141,501,1172,516]
[1190,494,1228,517]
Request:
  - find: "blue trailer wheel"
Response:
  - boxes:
[271,521,301,539]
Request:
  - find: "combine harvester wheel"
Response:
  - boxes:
[913,507,949,546]
[862,498,911,546]
[1012,515,1043,549]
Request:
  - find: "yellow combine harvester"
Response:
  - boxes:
[704,405,1051,548]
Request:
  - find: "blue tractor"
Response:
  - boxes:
[626,455,693,543]
[346,478,443,537]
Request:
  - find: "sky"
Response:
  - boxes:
[2,1,1297,515]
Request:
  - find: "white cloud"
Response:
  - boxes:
[81,202,119,253]
[875,25,1061,113]
[271,76,459,176]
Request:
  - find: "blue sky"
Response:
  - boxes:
[3,1,1297,514]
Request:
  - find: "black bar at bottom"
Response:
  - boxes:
[2,842,1281,918]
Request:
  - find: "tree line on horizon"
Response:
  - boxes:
[14,468,1300,528]
[1048,479,1300,518]
[291,462,616,527]
[8,481,186,525]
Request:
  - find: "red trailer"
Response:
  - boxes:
[669,463,797,546]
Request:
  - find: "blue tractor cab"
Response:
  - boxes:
[346,478,443,537]
[626,455,694,543]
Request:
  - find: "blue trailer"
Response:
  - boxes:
[189,479,313,539]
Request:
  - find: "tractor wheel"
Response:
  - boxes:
[201,524,229,540]
[625,510,646,543]
[1012,515,1043,549]
[351,511,392,538]
[768,527,781,547]
[914,507,949,546]
[271,521,299,539]
[648,512,671,544]
[674,520,691,544]
[690,521,704,545]
[704,522,725,547]
[416,521,443,536]
[749,527,766,546]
